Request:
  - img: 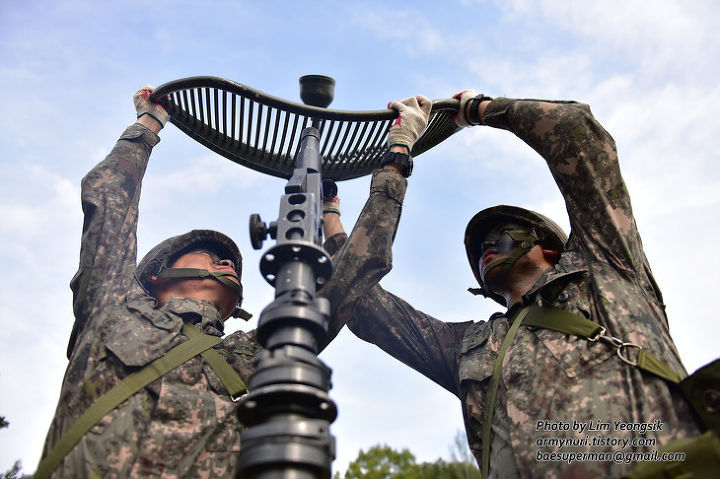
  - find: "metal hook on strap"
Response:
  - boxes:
[616,342,642,366]
[588,327,642,366]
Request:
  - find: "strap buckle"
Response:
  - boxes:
[591,329,641,366]
[616,342,641,366]
[231,391,248,403]
[587,326,606,342]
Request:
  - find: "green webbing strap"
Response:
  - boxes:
[521,306,602,339]
[637,350,684,384]
[34,331,222,479]
[480,306,685,478]
[521,306,683,384]
[181,323,247,399]
[481,306,532,479]
[158,267,244,298]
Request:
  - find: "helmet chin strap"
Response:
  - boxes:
[156,267,245,309]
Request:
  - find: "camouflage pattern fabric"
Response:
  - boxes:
[320,168,408,349]
[38,124,260,478]
[324,99,702,478]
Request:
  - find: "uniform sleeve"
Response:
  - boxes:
[483,99,645,274]
[350,286,470,396]
[320,168,468,394]
[320,168,406,347]
[67,123,160,357]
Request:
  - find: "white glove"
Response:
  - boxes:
[387,95,432,149]
[133,85,169,127]
[452,89,491,127]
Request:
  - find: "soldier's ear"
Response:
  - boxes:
[147,275,167,289]
[542,248,561,265]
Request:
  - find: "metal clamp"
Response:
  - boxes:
[587,326,606,342]
[616,342,641,366]
[589,328,642,366]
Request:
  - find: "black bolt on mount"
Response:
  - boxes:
[238,76,339,479]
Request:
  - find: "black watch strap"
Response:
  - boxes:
[468,94,493,125]
[379,150,413,177]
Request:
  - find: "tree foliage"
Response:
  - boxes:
[342,445,417,479]
[338,433,481,479]
[0,461,22,479]
[414,458,481,479]
[0,416,25,479]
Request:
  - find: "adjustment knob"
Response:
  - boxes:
[249,214,268,250]
[322,179,338,201]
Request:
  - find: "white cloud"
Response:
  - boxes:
[0,165,79,236]
[150,154,265,195]
[498,0,720,80]
[349,7,447,56]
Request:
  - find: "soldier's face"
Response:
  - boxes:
[479,222,525,276]
[149,248,241,318]
[172,249,239,285]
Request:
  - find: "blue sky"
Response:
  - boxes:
[2,0,719,475]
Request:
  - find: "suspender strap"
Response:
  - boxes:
[181,323,247,399]
[521,306,683,384]
[480,305,684,478]
[35,325,244,479]
[521,306,602,338]
[481,306,532,479]
[636,350,683,384]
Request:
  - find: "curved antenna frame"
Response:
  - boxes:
[150,76,460,181]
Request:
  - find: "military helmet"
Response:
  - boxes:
[136,229,243,295]
[464,205,567,306]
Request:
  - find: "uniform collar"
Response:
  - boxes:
[162,297,225,336]
[522,265,588,309]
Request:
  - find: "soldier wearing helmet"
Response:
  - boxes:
[37,87,259,478]
[323,92,701,477]
[464,205,567,309]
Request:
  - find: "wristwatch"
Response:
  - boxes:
[467,94,493,125]
[379,150,413,177]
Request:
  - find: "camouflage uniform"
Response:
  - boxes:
[324,99,701,478]
[38,124,260,478]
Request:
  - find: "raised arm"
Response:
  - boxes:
[457,91,646,274]
[66,86,168,357]
[318,96,468,392]
[320,167,407,345]
[321,168,470,394]
[319,95,429,344]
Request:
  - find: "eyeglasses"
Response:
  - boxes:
[186,249,235,270]
[479,224,535,256]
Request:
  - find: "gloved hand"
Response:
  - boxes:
[133,85,169,128]
[453,89,492,127]
[387,95,432,149]
[323,196,341,216]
